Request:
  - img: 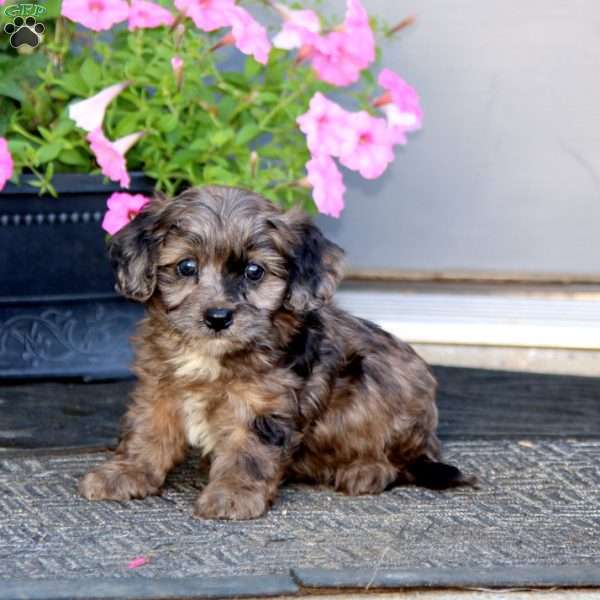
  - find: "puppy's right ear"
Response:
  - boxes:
[108,195,166,302]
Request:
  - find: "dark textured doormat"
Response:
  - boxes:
[1,439,600,599]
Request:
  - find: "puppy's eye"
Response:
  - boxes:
[245,262,264,282]
[177,258,198,277]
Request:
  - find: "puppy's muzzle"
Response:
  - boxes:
[204,307,234,331]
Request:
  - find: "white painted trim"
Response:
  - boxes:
[335,290,600,350]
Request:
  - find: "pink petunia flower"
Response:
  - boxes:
[297,93,354,158]
[222,6,271,65]
[102,193,151,235]
[344,0,370,30]
[0,138,14,191]
[128,0,174,31]
[299,0,375,87]
[174,0,236,32]
[376,68,423,143]
[61,0,129,31]
[179,1,270,63]
[306,154,346,218]
[87,129,144,189]
[308,34,364,87]
[68,82,130,133]
[272,4,321,50]
[338,111,395,179]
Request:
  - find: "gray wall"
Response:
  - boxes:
[317,0,600,278]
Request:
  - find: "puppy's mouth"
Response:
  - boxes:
[204,328,232,339]
[198,321,241,347]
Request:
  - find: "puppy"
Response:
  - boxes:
[79,186,472,519]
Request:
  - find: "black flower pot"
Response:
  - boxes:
[0,174,154,380]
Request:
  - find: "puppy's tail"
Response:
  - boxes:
[403,455,477,490]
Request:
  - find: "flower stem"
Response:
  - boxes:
[386,15,416,37]
[11,124,41,145]
[259,79,311,129]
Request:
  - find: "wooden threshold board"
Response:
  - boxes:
[1,366,599,451]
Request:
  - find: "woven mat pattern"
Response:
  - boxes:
[1,440,600,580]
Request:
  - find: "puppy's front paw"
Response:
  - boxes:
[194,482,268,520]
[78,463,160,501]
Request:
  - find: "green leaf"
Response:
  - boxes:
[210,155,230,168]
[60,149,89,166]
[164,129,182,146]
[171,149,201,168]
[260,145,289,159]
[0,79,24,102]
[203,165,236,184]
[235,123,261,146]
[209,128,234,148]
[37,0,61,19]
[0,110,11,136]
[218,96,237,122]
[127,34,138,53]
[7,139,31,155]
[189,138,210,151]
[53,118,75,137]
[159,113,179,133]
[113,113,141,138]
[223,72,249,90]
[257,92,279,104]
[37,142,63,163]
[38,126,53,142]
[80,58,102,89]
[244,57,262,80]
[58,73,88,96]
[45,161,55,180]
[50,89,70,101]
[11,53,46,81]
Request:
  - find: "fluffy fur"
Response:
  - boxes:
[79,186,473,519]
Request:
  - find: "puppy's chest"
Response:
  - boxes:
[180,391,221,455]
[178,379,274,455]
[172,349,278,454]
[170,347,225,382]
[171,349,228,454]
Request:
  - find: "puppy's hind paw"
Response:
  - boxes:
[335,461,398,496]
[194,483,269,520]
[78,463,161,501]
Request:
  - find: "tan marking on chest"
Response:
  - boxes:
[181,393,219,455]
[169,348,223,382]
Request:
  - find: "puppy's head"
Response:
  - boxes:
[109,186,344,351]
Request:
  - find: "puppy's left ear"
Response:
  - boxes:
[270,208,345,312]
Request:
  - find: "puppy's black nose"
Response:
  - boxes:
[204,307,234,331]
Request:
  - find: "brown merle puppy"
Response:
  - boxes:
[79,186,472,519]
